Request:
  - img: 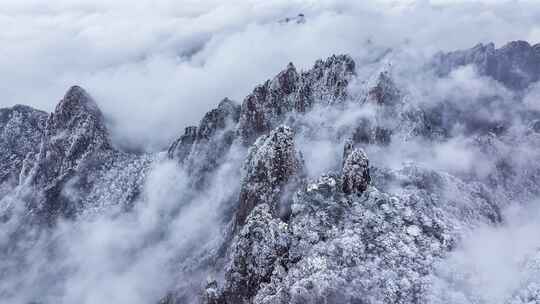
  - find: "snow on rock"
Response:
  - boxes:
[2,41,540,304]
[167,125,198,163]
[235,125,304,228]
[238,55,355,144]
[433,40,540,90]
[0,105,47,186]
[342,143,371,195]
[406,225,422,237]
[213,203,289,304]
[209,174,458,304]
[15,86,115,220]
[3,86,153,223]
[168,98,240,187]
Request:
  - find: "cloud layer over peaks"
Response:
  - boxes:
[1,0,540,150]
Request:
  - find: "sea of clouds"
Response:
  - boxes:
[2,0,540,150]
[2,1,540,304]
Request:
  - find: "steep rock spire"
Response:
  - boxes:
[24,86,114,221]
[39,85,112,175]
[51,86,107,131]
[237,64,299,144]
[306,54,355,103]
[198,98,241,140]
[342,141,370,194]
[167,126,198,162]
[235,125,303,228]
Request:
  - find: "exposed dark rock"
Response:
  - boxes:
[1,86,152,223]
[167,126,198,162]
[217,204,289,304]
[341,142,370,194]
[433,40,540,90]
[0,105,47,184]
[238,55,355,144]
[168,98,240,162]
[168,98,241,187]
[342,138,355,167]
[3,42,540,304]
[235,125,303,229]
[21,86,114,220]
[351,118,393,146]
[199,98,241,139]
[237,63,300,144]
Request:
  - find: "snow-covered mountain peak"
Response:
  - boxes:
[2,41,540,304]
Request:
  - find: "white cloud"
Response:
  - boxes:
[2,2,540,303]
[1,0,540,150]
[429,201,540,304]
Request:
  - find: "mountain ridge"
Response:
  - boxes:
[1,40,540,304]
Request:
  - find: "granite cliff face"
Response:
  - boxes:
[2,41,540,304]
[2,86,151,225]
[0,105,47,187]
[238,55,355,144]
[234,125,304,229]
[23,86,115,219]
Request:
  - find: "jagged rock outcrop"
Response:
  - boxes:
[364,40,540,144]
[237,63,300,144]
[358,67,446,143]
[238,55,355,144]
[365,71,401,105]
[3,41,540,304]
[168,98,240,162]
[167,126,198,163]
[27,86,112,181]
[214,204,289,304]
[433,40,540,90]
[168,98,240,186]
[0,86,152,223]
[471,129,540,206]
[349,69,401,146]
[250,185,452,303]
[0,105,47,185]
[200,48,525,304]
[209,162,502,304]
[235,125,303,228]
[198,98,241,140]
[20,86,114,219]
[342,143,370,194]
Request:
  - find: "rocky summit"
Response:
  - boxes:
[2,41,540,304]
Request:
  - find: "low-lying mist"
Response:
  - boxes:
[0,147,245,304]
[2,1,540,304]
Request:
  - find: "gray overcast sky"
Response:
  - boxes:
[1,0,539,150]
